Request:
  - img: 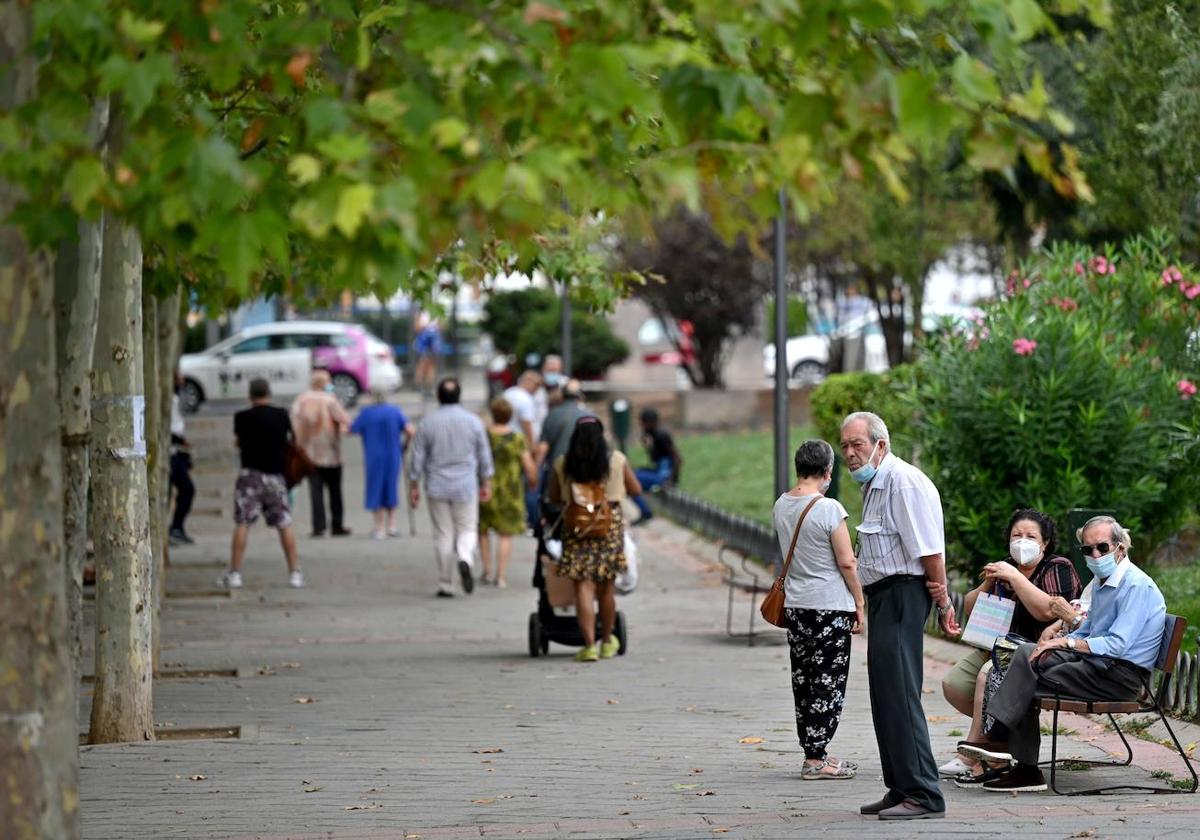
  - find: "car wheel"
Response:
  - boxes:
[179,379,204,414]
[331,373,360,407]
[790,360,827,385]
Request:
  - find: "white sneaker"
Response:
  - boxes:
[370,530,386,541]
[938,756,972,777]
[216,570,243,590]
[288,570,305,589]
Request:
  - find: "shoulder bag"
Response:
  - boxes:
[760,495,822,628]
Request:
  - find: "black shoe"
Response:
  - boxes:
[436,590,455,598]
[331,528,352,537]
[982,764,1047,793]
[458,560,474,594]
[169,527,194,544]
[859,795,902,815]
[310,530,325,538]
[953,766,1009,789]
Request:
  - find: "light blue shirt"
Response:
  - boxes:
[1069,560,1165,669]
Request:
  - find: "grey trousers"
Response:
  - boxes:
[865,576,944,812]
[989,643,1146,765]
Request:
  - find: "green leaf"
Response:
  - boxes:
[316,133,371,164]
[288,154,322,186]
[1007,0,1050,41]
[714,23,750,65]
[334,182,375,237]
[468,161,507,210]
[951,54,1000,106]
[118,10,165,44]
[62,157,105,212]
[218,215,262,291]
[364,89,409,125]
[432,118,469,149]
[893,70,959,150]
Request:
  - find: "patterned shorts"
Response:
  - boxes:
[233,469,292,528]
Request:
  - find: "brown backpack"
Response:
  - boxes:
[563,479,614,539]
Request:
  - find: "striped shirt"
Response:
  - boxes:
[408,405,494,503]
[855,452,945,587]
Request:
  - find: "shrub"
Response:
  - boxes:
[514,301,629,379]
[914,235,1200,575]
[811,367,918,457]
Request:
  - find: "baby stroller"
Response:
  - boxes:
[527,526,632,658]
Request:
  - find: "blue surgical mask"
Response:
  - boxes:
[819,478,832,494]
[1086,552,1118,579]
[850,441,882,484]
[325,383,335,393]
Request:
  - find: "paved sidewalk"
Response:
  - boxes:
[79,416,1199,839]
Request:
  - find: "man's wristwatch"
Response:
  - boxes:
[936,602,952,616]
[1066,637,1077,650]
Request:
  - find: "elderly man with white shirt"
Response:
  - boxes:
[840,411,959,821]
[961,515,1167,793]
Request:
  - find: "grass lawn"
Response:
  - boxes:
[674,425,864,532]
[1147,563,1200,649]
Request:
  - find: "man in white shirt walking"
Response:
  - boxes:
[503,370,540,450]
[840,411,959,821]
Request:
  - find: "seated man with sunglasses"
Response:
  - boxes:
[959,515,1166,792]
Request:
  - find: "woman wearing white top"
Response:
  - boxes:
[772,439,866,780]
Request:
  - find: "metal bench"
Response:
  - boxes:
[1038,613,1198,795]
[717,543,769,645]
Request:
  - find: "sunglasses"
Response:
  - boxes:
[1081,542,1116,557]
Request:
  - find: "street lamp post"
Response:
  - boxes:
[773,189,790,506]
[560,279,572,375]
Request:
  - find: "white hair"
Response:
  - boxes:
[1076,515,1132,555]
[841,411,890,443]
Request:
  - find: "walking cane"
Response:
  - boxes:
[404,445,417,536]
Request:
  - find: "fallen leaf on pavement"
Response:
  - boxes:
[713,829,730,834]
[672,783,698,790]
[1070,831,1096,839]
[738,736,764,744]
[618,811,630,815]
[922,688,934,694]
[689,768,704,774]
[684,705,697,712]
[343,804,380,811]
[632,794,647,800]
[303,786,323,793]
[607,698,619,705]
[472,798,496,805]
[695,790,715,796]
[473,747,504,754]
[187,775,207,781]
[293,697,316,704]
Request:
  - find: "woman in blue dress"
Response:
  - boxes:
[350,389,413,539]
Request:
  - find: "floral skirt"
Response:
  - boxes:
[558,505,626,582]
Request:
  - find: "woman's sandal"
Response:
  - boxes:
[801,758,857,780]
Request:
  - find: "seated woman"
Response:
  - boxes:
[937,508,1082,783]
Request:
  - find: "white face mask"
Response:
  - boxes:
[1009,538,1042,567]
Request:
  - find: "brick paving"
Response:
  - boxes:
[78,407,1199,839]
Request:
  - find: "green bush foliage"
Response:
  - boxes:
[914,235,1200,574]
[514,301,630,380]
[482,287,557,355]
[811,368,918,457]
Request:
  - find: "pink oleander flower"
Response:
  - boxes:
[1049,296,1078,312]
[1089,255,1115,275]
[1012,337,1038,356]
[1073,261,1085,276]
[1185,284,1200,300]
[1162,266,1184,286]
[1178,379,1197,399]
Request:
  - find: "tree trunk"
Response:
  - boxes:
[0,3,81,836]
[56,98,109,711]
[142,290,163,671]
[88,129,155,742]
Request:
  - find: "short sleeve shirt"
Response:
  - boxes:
[855,453,945,587]
[774,494,853,611]
[234,405,292,476]
[503,386,537,438]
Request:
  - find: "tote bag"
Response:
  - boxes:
[959,593,1016,650]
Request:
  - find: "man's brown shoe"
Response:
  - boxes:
[859,795,902,815]
[878,800,945,820]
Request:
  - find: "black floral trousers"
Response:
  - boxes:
[784,607,854,761]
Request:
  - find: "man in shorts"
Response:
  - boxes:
[217,378,303,589]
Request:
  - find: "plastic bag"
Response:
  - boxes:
[615,531,638,595]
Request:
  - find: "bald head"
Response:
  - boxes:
[518,370,541,392]
[310,369,331,390]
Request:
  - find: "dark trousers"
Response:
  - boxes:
[785,607,854,760]
[988,644,1145,766]
[308,465,345,533]
[865,576,944,812]
[169,451,194,531]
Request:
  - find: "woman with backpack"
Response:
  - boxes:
[548,416,642,662]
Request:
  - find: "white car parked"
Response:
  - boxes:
[763,305,981,384]
[178,320,402,413]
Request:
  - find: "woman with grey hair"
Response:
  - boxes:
[773,439,866,780]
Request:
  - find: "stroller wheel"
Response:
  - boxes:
[528,613,542,658]
[614,611,628,656]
